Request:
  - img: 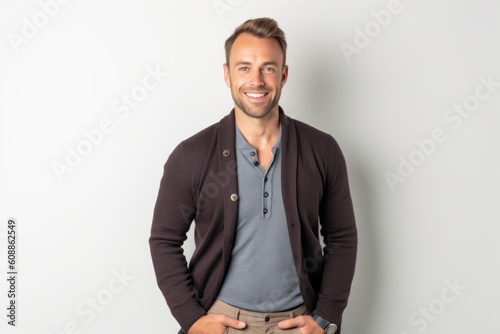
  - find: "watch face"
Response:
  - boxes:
[325,323,337,334]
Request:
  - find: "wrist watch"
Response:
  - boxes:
[312,313,337,334]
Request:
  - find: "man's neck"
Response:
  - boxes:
[234,107,280,149]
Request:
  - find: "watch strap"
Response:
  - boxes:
[312,313,330,330]
[312,314,337,333]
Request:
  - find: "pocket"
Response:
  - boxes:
[225,329,240,334]
[225,328,246,334]
[272,328,302,334]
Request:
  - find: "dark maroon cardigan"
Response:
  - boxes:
[149,108,357,333]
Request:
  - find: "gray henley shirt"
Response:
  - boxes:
[217,125,303,312]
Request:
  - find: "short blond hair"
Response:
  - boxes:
[224,17,287,67]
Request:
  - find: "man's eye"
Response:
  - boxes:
[239,67,249,71]
[263,67,275,73]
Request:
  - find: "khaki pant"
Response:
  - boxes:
[208,299,307,334]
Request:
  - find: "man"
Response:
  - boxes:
[149,17,357,334]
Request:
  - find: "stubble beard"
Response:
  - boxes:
[231,85,281,119]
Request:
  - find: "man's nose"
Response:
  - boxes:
[249,69,265,87]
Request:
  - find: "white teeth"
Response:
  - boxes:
[246,93,266,98]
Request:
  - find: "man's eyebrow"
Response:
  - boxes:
[261,61,279,67]
[232,60,281,68]
[233,61,252,67]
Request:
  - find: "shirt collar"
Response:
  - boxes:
[235,124,282,150]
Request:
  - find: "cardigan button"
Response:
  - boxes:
[230,193,239,201]
[223,149,231,157]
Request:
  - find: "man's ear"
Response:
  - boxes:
[223,63,231,88]
[281,64,289,86]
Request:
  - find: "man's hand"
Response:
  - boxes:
[187,313,246,334]
[278,315,324,334]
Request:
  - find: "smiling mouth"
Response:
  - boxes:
[245,92,268,98]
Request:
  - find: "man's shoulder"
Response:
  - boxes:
[180,121,219,149]
[287,116,338,149]
[286,116,347,172]
[292,118,332,137]
[170,113,230,163]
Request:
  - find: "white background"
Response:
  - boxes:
[1,0,499,333]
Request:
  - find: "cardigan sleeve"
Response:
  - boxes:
[313,136,358,331]
[149,142,206,332]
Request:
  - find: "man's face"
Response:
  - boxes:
[224,33,288,119]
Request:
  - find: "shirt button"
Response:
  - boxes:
[253,161,259,166]
[263,192,269,198]
[250,151,256,156]
[230,194,238,201]
[223,149,230,157]
[263,208,268,214]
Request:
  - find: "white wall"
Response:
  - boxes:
[1,1,499,333]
